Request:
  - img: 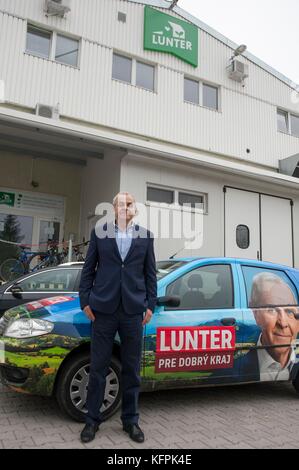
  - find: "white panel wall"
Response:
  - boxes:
[0,0,299,168]
[79,149,123,241]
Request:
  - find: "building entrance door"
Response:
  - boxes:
[224,187,294,267]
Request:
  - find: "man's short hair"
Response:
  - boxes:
[113,192,136,207]
[250,272,293,308]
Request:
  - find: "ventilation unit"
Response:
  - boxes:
[228,59,249,83]
[45,0,71,17]
[36,103,60,120]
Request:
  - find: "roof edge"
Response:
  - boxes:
[127,0,298,90]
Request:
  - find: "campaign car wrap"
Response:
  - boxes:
[0,295,89,396]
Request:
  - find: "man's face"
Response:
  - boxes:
[253,281,299,362]
[114,194,136,224]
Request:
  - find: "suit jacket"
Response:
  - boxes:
[79,221,157,315]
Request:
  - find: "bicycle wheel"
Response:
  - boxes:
[28,253,48,272]
[0,258,25,282]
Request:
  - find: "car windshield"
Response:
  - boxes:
[156,260,187,280]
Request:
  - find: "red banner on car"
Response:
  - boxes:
[155,326,236,373]
[26,296,74,312]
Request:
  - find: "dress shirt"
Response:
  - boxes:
[257,335,296,382]
[113,220,135,261]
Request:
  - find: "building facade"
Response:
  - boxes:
[0,0,299,265]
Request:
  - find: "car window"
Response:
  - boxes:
[166,264,234,310]
[241,266,299,308]
[156,260,187,280]
[14,269,79,292]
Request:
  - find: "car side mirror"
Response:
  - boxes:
[157,296,180,308]
[10,284,23,299]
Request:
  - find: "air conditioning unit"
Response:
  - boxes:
[36,103,60,120]
[228,59,249,83]
[45,0,71,17]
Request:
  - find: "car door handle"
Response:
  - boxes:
[221,318,236,326]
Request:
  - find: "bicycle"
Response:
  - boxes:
[0,240,62,282]
[59,241,89,264]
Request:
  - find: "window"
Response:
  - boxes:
[166,264,234,310]
[277,108,299,138]
[236,225,250,249]
[178,192,204,210]
[291,114,299,138]
[112,53,155,91]
[147,187,174,205]
[184,77,219,110]
[14,269,79,293]
[184,78,199,105]
[26,24,80,67]
[156,260,187,281]
[241,266,298,308]
[277,109,289,133]
[147,186,208,213]
[26,25,51,58]
[112,53,132,84]
[203,83,218,110]
[136,61,155,91]
[55,35,79,67]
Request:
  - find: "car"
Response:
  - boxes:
[0,263,83,318]
[1,257,299,422]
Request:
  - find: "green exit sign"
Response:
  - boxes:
[144,6,198,67]
[0,191,15,207]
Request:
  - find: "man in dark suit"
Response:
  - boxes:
[79,192,157,444]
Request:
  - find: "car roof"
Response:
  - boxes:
[161,257,297,271]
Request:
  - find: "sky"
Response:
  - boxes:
[179,0,299,85]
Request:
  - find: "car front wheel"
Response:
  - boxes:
[55,352,121,422]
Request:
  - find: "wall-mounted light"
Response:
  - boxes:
[232,44,247,59]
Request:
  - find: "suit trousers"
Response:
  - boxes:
[85,298,144,426]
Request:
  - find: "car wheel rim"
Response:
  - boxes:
[70,364,119,414]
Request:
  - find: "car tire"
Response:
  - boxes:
[55,352,122,422]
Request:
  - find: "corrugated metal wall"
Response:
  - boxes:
[0,0,299,168]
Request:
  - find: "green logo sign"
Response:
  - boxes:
[0,191,15,207]
[144,6,198,67]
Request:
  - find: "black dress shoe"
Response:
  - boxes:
[80,423,99,443]
[123,423,145,443]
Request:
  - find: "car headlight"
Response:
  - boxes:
[3,318,54,338]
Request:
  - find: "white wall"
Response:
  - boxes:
[0,0,299,169]
[80,149,123,241]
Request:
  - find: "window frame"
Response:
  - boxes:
[5,268,80,294]
[277,108,289,134]
[290,113,299,138]
[26,24,52,60]
[146,184,208,215]
[25,22,81,68]
[112,51,156,92]
[277,108,299,139]
[165,263,235,311]
[236,224,250,250]
[184,75,220,112]
[241,265,299,309]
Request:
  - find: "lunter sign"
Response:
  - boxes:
[144,6,198,67]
